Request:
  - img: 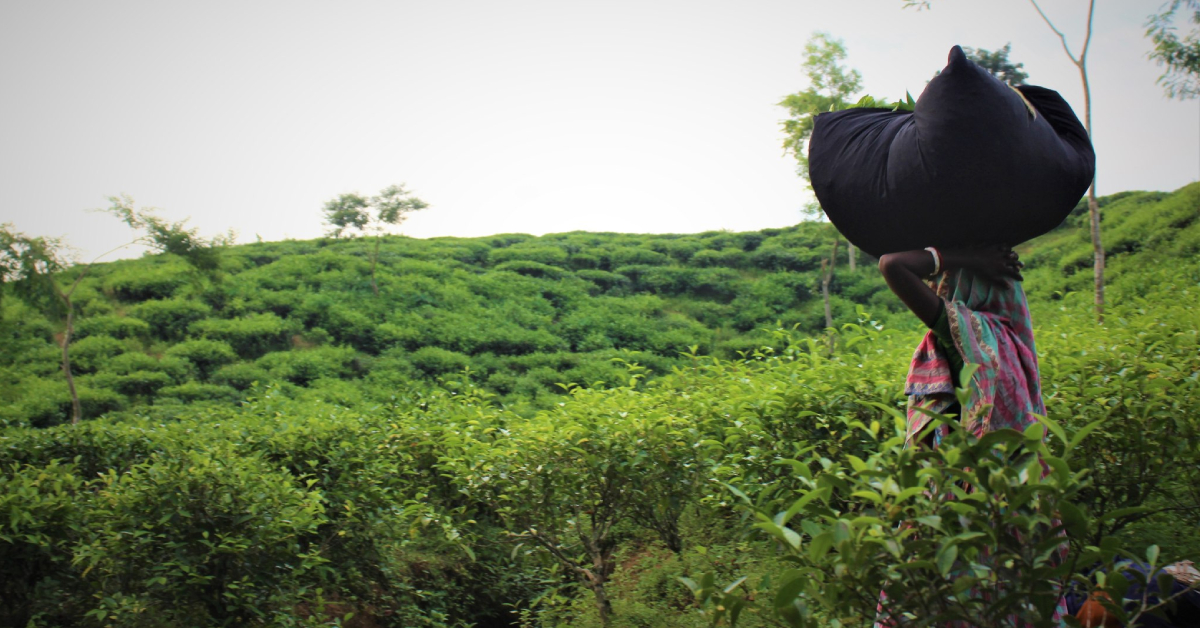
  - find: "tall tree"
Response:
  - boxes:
[779,32,862,183]
[322,184,428,296]
[1028,0,1103,323]
[779,32,861,271]
[1146,0,1200,99]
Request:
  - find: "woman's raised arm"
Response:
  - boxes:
[878,245,1024,328]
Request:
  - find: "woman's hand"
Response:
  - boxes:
[941,245,1024,286]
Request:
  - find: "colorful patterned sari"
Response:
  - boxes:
[874,269,1069,627]
[905,269,1044,445]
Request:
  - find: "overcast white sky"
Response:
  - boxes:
[2,0,1197,262]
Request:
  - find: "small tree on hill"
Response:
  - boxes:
[963,43,1028,85]
[104,194,232,275]
[321,184,428,296]
[1146,0,1200,99]
[779,32,861,272]
[1,197,227,425]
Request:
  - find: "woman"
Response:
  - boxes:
[875,244,1070,627]
[878,245,1035,446]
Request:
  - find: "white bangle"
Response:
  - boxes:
[924,247,942,275]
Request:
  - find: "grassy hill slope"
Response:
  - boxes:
[2,219,900,426]
[3,183,1198,428]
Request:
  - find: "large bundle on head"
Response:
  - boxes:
[808,45,1095,258]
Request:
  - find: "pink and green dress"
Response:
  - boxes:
[875,269,1070,627]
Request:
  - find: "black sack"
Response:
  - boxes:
[807,45,1095,258]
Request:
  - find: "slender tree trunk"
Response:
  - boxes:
[526,525,617,626]
[587,572,614,626]
[821,259,833,330]
[369,235,381,297]
[821,240,839,329]
[821,239,839,356]
[847,242,856,271]
[58,292,81,425]
[1031,0,1102,322]
[1080,69,1104,323]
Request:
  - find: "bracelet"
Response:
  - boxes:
[924,247,942,275]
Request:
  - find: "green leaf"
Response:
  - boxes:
[809,531,834,561]
[783,489,825,524]
[914,515,943,530]
[724,576,749,594]
[1067,418,1106,452]
[936,543,958,576]
[774,572,807,610]
[1036,414,1068,448]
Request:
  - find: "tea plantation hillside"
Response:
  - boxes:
[1,183,1198,627]
[2,218,906,426]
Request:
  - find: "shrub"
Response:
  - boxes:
[690,247,747,268]
[0,460,86,627]
[14,379,127,427]
[256,346,358,386]
[75,448,326,625]
[687,416,1170,628]
[129,298,212,341]
[0,419,167,478]
[294,298,379,353]
[473,325,567,356]
[69,335,126,374]
[749,245,806,272]
[190,312,293,359]
[211,363,271,391]
[493,260,566,279]
[410,346,471,377]
[489,245,569,267]
[92,370,174,398]
[104,352,188,381]
[104,263,190,301]
[576,269,630,293]
[0,301,56,352]
[164,339,237,378]
[72,315,150,341]
[156,382,240,404]
[636,267,699,295]
[610,247,671,266]
[569,252,602,270]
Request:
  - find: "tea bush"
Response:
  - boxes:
[0,460,84,627]
[75,446,327,626]
[190,312,294,359]
[129,297,213,341]
[256,346,359,386]
[68,334,126,374]
[164,338,238,378]
[104,263,190,301]
[72,314,150,340]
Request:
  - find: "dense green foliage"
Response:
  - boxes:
[1,220,896,427]
[1,184,1198,626]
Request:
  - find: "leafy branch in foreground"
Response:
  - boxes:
[684,407,1194,628]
